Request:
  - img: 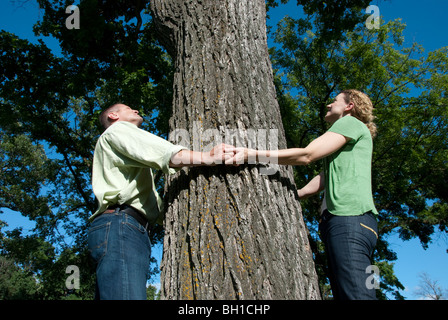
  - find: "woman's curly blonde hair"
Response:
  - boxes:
[341,89,377,138]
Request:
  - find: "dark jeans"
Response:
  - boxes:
[87,211,151,300]
[319,210,378,300]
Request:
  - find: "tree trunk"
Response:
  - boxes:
[150,0,321,300]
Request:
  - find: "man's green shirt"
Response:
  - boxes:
[91,121,186,224]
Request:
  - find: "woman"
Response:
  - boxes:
[230,89,378,300]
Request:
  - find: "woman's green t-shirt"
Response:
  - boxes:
[323,115,378,216]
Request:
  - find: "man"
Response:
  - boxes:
[88,103,234,300]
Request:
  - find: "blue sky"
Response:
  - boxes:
[1,0,447,299]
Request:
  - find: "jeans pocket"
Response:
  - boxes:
[360,223,378,239]
[359,221,378,256]
[123,214,147,234]
[88,220,111,264]
[122,215,151,253]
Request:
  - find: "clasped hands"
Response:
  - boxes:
[209,143,252,166]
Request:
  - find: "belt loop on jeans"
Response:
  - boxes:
[101,204,151,234]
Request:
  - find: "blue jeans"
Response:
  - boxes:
[87,211,151,300]
[319,210,378,300]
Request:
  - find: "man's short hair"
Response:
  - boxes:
[99,103,123,129]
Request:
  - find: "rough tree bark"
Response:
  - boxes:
[150,0,321,300]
